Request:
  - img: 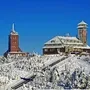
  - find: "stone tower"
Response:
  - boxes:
[77,21,88,46]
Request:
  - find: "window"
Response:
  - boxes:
[74,40,76,43]
[44,49,48,52]
[50,49,55,52]
[51,40,55,43]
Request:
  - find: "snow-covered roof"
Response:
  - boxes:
[78,20,88,25]
[43,46,64,49]
[77,25,87,29]
[45,36,62,44]
[87,45,90,47]
[58,36,78,40]
[10,32,18,35]
[44,36,83,45]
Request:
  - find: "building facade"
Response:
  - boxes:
[43,21,90,54]
[4,24,28,57]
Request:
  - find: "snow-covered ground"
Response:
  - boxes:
[0,54,90,90]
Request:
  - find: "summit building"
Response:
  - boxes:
[43,21,90,54]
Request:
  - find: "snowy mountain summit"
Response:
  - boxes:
[0,53,90,90]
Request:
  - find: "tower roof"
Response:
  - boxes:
[10,23,18,35]
[78,20,88,25]
[12,23,15,32]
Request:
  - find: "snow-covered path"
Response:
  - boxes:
[51,55,90,74]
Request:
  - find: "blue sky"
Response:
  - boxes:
[0,0,90,55]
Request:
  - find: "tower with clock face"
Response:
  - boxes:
[77,21,88,46]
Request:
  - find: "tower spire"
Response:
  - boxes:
[12,23,15,32]
[10,23,18,35]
